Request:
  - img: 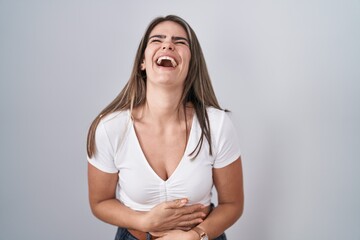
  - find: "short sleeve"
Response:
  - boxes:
[87,121,118,173]
[213,112,241,168]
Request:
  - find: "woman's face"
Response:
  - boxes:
[142,21,191,89]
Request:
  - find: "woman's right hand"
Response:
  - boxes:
[142,198,206,232]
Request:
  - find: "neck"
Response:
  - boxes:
[140,84,185,124]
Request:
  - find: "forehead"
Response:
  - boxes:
[149,21,188,38]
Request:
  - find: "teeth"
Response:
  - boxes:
[156,56,177,67]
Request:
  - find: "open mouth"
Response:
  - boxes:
[156,56,178,68]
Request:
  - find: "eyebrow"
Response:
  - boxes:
[149,35,189,44]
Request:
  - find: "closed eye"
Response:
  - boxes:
[149,39,162,43]
[175,41,188,45]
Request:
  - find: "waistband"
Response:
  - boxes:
[127,229,157,240]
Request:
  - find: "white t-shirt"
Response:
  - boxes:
[88,107,241,211]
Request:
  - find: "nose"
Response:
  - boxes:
[162,42,174,51]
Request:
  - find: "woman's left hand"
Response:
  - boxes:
[150,229,199,240]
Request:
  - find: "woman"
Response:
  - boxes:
[87,15,244,240]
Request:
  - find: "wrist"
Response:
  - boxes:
[138,211,151,232]
[191,226,209,240]
[189,229,201,240]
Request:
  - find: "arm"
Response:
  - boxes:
[88,163,144,230]
[196,157,244,238]
[88,163,206,232]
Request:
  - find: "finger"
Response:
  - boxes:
[149,231,166,237]
[165,198,188,209]
[180,204,205,214]
[174,226,192,231]
[187,211,207,220]
[176,204,206,217]
[177,217,204,227]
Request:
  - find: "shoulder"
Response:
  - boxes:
[207,107,241,165]
[206,107,237,137]
[98,110,131,138]
[100,110,130,127]
[206,106,225,115]
[206,107,227,125]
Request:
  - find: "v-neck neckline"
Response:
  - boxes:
[128,110,196,183]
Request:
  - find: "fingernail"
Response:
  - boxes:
[181,198,188,203]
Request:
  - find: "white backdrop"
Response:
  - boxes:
[0,1,359,239]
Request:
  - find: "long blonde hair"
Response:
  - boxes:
[87,15,222,158]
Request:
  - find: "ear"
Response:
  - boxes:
[140,60,145,70]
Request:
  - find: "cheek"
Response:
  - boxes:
[143,46,155,62]
[143,50,151,63]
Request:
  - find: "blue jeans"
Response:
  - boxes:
[114,227,227,240]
